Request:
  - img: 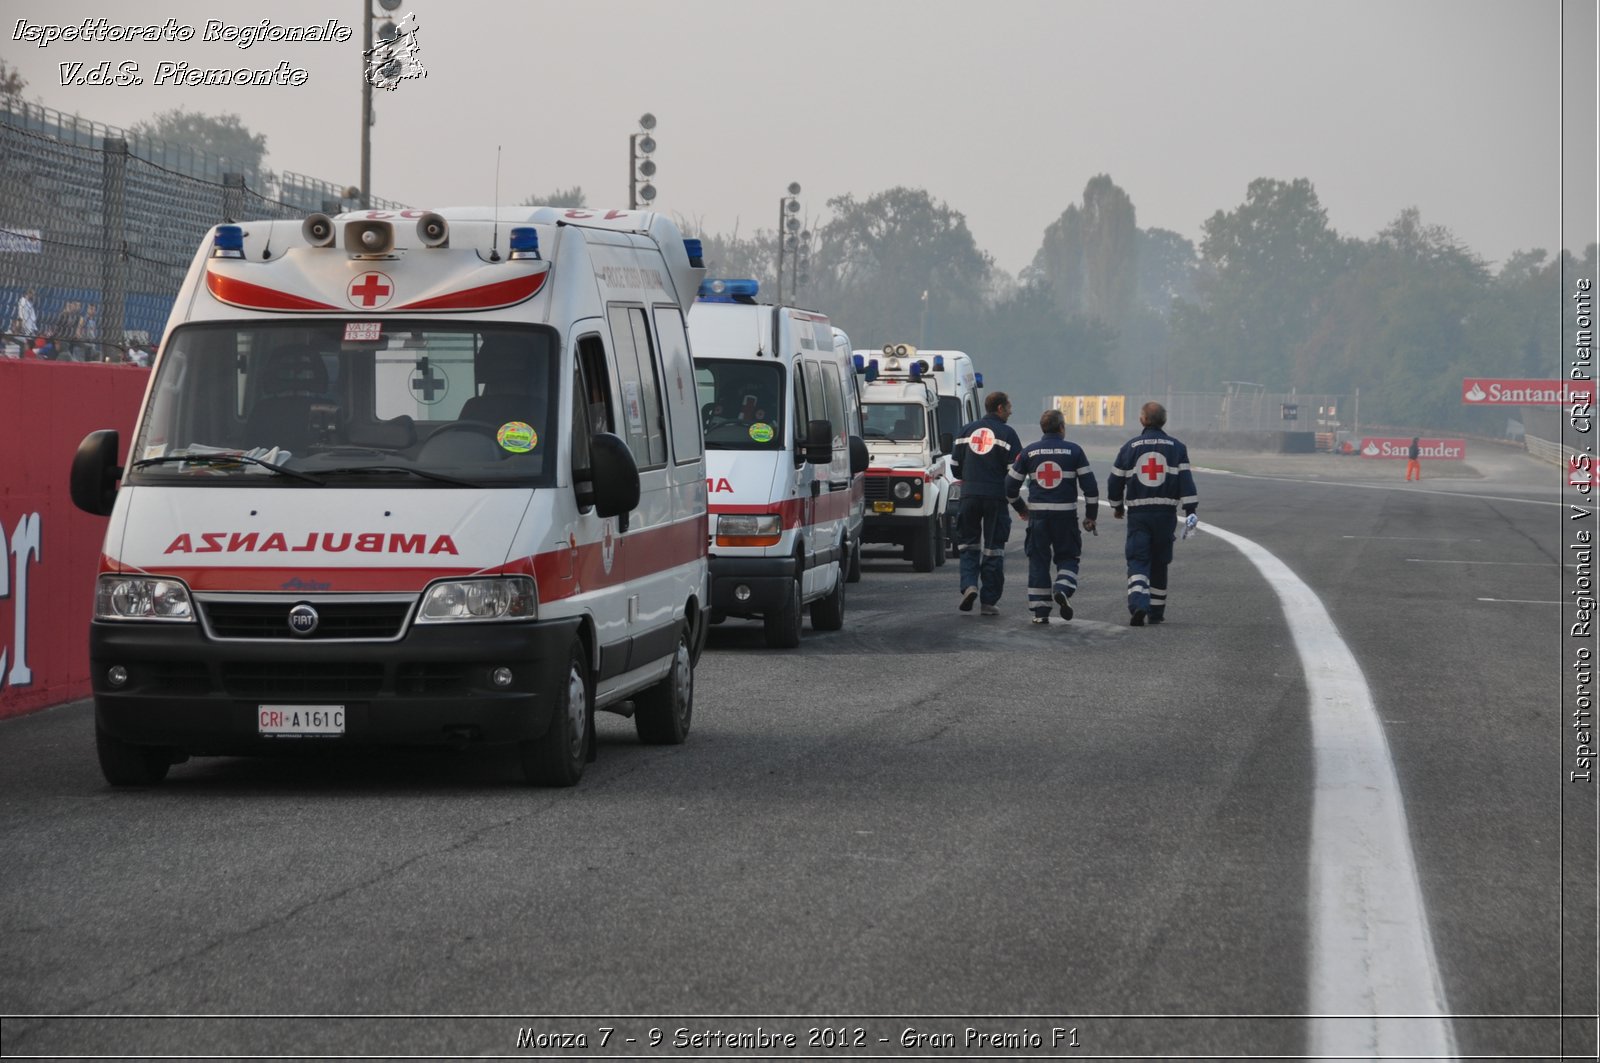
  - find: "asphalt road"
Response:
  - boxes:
[1,447,1594,1060]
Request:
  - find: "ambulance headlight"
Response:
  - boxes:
[417,577,538,622]
[95,575,194,621]
[893,480,913,500]
[716,513,782,548]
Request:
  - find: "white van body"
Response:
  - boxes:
[687,283,866,647]
[72,206,709,787]
[853,353,949,572]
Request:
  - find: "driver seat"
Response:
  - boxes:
[245,344,329,455]
[461,336,538,428]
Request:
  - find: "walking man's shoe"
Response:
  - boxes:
[1054,590,1073,621]
[960,586,978,612]
[1130,608,1147,627]
[1031,613,1050,625]
[980,603,1000,617]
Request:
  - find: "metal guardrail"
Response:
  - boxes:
[1525,434,1575,466]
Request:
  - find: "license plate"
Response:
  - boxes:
[873,501,895,513]
[258,705,345,737]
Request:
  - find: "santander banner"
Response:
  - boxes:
[1360,437,1466,460]
[1461,378,1595,405]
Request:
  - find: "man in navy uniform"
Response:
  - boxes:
[951,391,1026,616]
[1107,401,1198,626]
[1007,408,1098,624]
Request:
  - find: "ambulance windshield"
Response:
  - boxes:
[694,360,784,450]
[127,322,560,487]
[862,402,926,441]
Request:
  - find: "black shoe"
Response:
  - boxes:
[1031,612,1050,625]
[1130,609,1147,627]
[1054,590,1073,621]
[959,586,978,612]
[1148,612,1165,625]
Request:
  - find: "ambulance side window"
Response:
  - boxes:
[575,334,613,435]
[792,360,812,445]
[821,363,847,442]
[607,306,667,469]
[652,306,702,464]
[803,358,828,432]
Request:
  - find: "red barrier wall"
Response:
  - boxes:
[0,360,150,718]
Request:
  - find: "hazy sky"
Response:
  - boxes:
[3,0,1595,275]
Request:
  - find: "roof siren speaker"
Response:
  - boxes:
[344,219,395,256]
[302,213,336,248]
[416,212,449,248]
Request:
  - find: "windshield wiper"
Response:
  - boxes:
[315,465,480,487]
[131,453,324,485]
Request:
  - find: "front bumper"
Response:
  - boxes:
[90,616,583,755]
[709,555,797,617]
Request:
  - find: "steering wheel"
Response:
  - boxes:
[418,420,503,461]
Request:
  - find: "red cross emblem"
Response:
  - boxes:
[1034,461,1064,489]
[969,427,996,454]
[1137,452,1168,485]
[347,271,393,308]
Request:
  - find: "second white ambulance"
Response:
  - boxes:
[688,279,867,648]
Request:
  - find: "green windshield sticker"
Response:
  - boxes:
[748,422,774,443]
[497,422,537,453]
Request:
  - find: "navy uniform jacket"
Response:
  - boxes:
[951,414,1024,499]
[1005,433,1099,519]
[1106,427,1197,516]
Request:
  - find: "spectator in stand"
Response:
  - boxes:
[2,318,23,358]
[14,288,38,341]
[80,303,101,360]
[51,300,83,360]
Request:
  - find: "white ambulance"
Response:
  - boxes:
[853,349,949,572]
[687,279,867,648]
[70,206,709,788]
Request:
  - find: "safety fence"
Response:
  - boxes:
[0,98,405,359]
[0,359,150,718]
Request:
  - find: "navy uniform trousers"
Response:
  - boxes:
[1125,508,1177,619]
[1024,513,1083,617]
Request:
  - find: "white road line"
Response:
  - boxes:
[1407,558,1571,566]
[1192,466,1594,510]
[1478,597,1565,604]
[1202,522,1457,1059]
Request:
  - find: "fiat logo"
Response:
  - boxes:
[287,603,319,637]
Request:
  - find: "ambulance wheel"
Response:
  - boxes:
[845,536,863,584]
[810,561,846,631]
[911,518,936,572]
[634,625,693,745]
[520,640,590,787]
[763,578,803,649]
[96,725,171,787]
[934,524,947,566]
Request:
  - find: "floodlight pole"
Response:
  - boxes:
[629,133,639,210]
[775,196,786,304]
[360,2,372,208]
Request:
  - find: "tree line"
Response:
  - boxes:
[37,89,1589,436]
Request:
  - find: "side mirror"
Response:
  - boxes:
[803,419,833,465]
[939,432,955,456]
[589,432,640,521]
[848,435,869,476]
[71,430,121,516]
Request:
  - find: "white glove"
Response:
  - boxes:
[1181,513,1199,540]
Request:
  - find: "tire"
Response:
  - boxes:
[634,626,694,745]
[96,725,171,786]
[933,520,947,567]
[809,560,846,631]
[763,576,803,648]
[845,535,863,584]
[911,517,935,572]
[520,640,590,786]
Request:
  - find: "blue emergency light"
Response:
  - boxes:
[909,362,924,381]
[697,278,760,302]
[933,355,946,371]
[683,238,704,267]
[211,225,245,259]
[865,359,879,383]
[975,372,984,388]
[508,227,540,260]
[852,354,865,373]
